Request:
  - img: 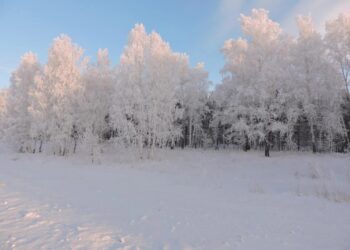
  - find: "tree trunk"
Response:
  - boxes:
[312,141,317,153]
[310,123,316,153]
[139,135,143,159]
[188,118,192,147]
[265,140,270,157]
[39,139,43,153]
[243,134,250,152]
[32,139,37,154]
[277,132,281,151]
[170,136,175,150]
[73,139,77,154]
[265,132,271,157]
[91,145,94,164]
[297,125,300,151]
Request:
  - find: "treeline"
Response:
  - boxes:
[0,9,349,158]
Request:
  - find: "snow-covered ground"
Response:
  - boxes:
[1,149,350,250]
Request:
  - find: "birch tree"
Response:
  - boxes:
[112,24,190,158]
[5,52,41,152]
[42,34,87,155]
[220,9,291,156]
[81,48,114,160]
[292,15,346,152]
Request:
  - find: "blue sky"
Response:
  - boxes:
[0,0,349,88]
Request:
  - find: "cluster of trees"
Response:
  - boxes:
[215,10,350,156]
[0,9,349,158]
[0,24,209,159]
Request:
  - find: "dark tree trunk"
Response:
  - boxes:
[73,139,77,154]
[277,132,281,151]
[243,134,250,152]
[297,128,300,151]
[265,132,271,157]
[312,141,317,153]
[39,140,43,153]
[265,140,270,157]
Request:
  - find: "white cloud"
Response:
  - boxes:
[281,0,350,35]
[216,0,245,36]
[207,0,289,44]
[208,0,350,42]
[206,0,245,46]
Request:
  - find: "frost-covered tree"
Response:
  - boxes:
[5,52,41,152]
[324,13,350,149]
[0,89,7,138]
[1,11,349,157]
[220,9,292,156]
[81,48,115,160]
[40,35,87,155]
[291,15,346,152]
[111,24,190,158]
[216,10,348,155]
[177,63,209,148]
[27,68,49,153]
[325,12,350,100]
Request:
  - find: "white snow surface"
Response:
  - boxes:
[1,149,350,250]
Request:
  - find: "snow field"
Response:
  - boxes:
[0,150,350,249]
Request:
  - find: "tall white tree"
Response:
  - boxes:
[292,15,347,152]
[0,89,7,139]
[325,12,350,100]
[5,52,41,152]
[40,34,87,155]
[112,24,190,158]
[81,48,115,161]
[220,9,292,156]
[177,63,209,147]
